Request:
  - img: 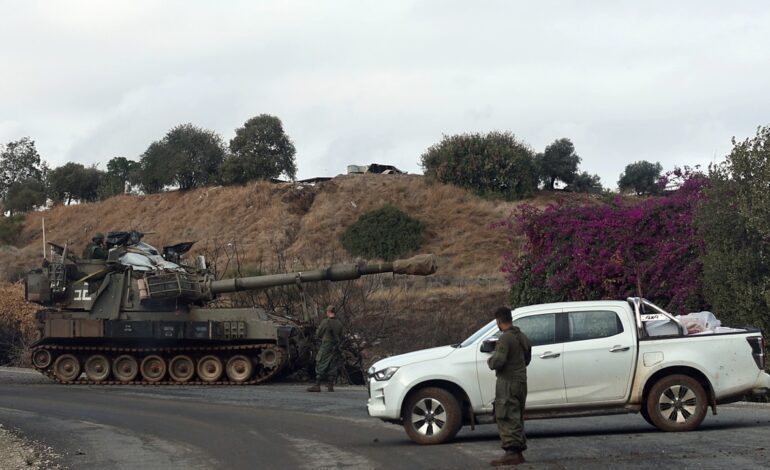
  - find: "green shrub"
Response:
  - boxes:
[0,215,24,245]
[341,206,424,261]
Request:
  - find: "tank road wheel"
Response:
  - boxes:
[140,355,167,383]
[53,354,81,383]
[646,374,708,432]
[226,355,253,383]
[403,387,462,445]
[84,355,111,382]
[259,348,280,369]
[112,355,139,382]
[169,355,195,383]
[197,355,224,383]
[32,349,53,369]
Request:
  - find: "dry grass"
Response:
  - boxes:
[0,282,40,365]
[5,174,558,282]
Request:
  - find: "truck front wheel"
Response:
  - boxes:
[646,374,707,432]
[403,387,462,445]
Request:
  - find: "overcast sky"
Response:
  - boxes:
[2,1,769,189]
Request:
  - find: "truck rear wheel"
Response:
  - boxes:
[646,374,707,432]
[403,387,462,445]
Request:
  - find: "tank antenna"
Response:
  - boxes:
[42,218,46,260]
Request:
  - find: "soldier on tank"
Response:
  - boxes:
[487,306,532,467]
[307,305,344,392]
[83,232,108,260]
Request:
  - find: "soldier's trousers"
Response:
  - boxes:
[315,343,341,383]
[494,379,527,452]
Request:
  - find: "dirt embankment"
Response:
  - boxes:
[0,175,587,358]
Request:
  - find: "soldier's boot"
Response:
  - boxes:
[489,451,525,467]
[326,381,334,392]
[306,383,321,392]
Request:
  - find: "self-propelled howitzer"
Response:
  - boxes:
[25,231,437,385]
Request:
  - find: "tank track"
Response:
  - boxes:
[31,343,285,386]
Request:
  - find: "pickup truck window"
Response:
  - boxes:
[513,313,557,346]
[567,310,623,341]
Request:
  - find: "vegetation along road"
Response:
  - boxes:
[0,367,769,469]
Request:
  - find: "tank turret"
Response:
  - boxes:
[24,230,437,385]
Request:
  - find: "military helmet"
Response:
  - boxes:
[93,232,105,242]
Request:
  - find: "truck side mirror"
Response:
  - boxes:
[480,338,497,353]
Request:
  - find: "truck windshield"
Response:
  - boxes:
[457,320,496,348]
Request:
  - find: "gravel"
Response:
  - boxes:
[0,424,62,470]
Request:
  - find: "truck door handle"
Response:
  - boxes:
[609,345,630,353]
[539,351,561,359]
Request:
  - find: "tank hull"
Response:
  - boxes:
[31,308,299,385]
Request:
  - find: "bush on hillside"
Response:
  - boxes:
[341,206,424,261]
[697,126,770,335]
[501,175,707,313]
[0,215,24,245]
[420,132,538,200]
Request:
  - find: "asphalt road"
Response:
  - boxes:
[1,367,769,469]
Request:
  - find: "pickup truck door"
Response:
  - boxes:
[561,307,636,403]
[478,311,566,410]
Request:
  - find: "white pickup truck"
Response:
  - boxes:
[366,297,770,444]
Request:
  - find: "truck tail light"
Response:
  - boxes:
[747,336,766,370]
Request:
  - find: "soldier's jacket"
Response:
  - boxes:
[488,326,531,382]
[316,317,343,350]
[83,243,108,260]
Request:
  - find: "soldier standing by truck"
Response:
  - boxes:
[487,306,532,467]
[307,305,344,392]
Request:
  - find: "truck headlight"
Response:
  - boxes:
[372,366,399,381]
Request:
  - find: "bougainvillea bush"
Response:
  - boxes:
[501,174,707,314]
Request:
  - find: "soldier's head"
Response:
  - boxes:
[326,305,336,318]
[494,307,512,330]
[93,232,105,245]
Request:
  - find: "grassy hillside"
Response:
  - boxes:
[0,174,588,364]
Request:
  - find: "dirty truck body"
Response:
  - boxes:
[25,231,437,385]
[367,298,770,444]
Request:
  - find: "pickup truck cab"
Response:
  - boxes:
[366,298,770,444]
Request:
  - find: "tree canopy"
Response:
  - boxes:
[4,178,46,214]
[138,124,225,193]
[220,114,297,184]
[618,160,663,195]
[47,162,102,204]
[696,125,770,334]
[341,205,424,261]
[538,138,581,190]
[420,132,539,200]
[100,156,140,198]
[0,137,45,200]
[566,171,603,194]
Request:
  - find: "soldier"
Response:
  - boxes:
[307,305,344,392]
[487,306,532,467]
[83,232,108,260]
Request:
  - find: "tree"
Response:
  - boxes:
[566,171,603,194]
[4,179,46,214]
[341,206,424,261]
[220,114,297,184]
[0,137,44,200]
[618,161,663,196]
[696,125,770,334]
[138,124,225,193]
[538,138,581,190]
[420,132,539,200]
[99,157,140,198]
[47,163,103,204]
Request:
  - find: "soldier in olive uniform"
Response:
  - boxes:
[307,305,344,392]
[487,307,532,467]
[83,232,108,260]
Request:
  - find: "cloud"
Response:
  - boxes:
[1,1,770,188]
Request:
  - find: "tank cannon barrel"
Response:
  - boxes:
[209,254,437,295]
